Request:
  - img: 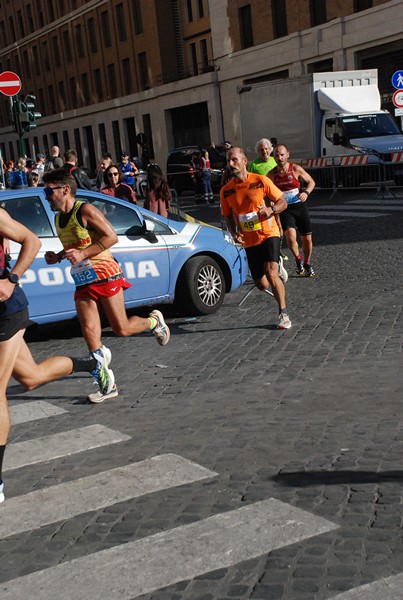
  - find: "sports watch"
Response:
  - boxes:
[7,273,20,285]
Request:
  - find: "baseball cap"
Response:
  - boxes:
[121,151,128,158]
[36,153,45,160]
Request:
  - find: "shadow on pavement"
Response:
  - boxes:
[272,470,403,486]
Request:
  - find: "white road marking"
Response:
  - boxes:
[9,401,67,425]
[4,425,130,472]
[0,498,338,600]
[0,454,217,538]
[329,572,403,599]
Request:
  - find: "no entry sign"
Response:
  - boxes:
[0,71,22,97]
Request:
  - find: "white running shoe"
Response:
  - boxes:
[88,384,118,404]
[277,312,292,330]
[0,480,4,503]
[278,256,288,283]
[150,310,170,346]
[102,345,112,365]
[90,347,115,394]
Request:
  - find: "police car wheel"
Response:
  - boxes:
[177,256,225,315]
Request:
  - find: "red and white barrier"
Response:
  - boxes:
[391,152,403,163]
[338,155,369,166]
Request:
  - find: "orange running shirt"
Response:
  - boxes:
[220,173,283,248]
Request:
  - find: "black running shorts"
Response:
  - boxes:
[0,308,33,342]
[245,236,280,281]
[280,202,312,235]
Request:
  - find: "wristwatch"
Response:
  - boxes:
[7,273,20,285]
[272,205,277,214]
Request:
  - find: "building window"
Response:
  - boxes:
[186,0,193,22]
[48,3,55,22]
[63,130,70,150]
[16,10,25,38]
[112,120,121,160]
[142,114,154,159]
[58,81,66,111]
[52,36,61,68]
[310,0,327,26]
[74,128,83,163]
[101,11,111,48]
[38,10,44,28]
[81,73,90,104]
[93,68,103,101]
[133,0,143,35]
[196,0,204,19]
[87,18,98,53]
[8,16,16,44]
[354,0,373,11]
[239,5,253,49]
[272,0,288,38]
[116,4,127,42]
[48,85,56,111]
[70,77,77,106]
[42,41,50,71]
[63,30,72,63]
[107,64,117,98]
[32,46,40,74]
[23,50,31,79]
[189,43,198,76]
[25,5,34,34]
[0,20,7,46]
[75,24,84,58]
[122,58,133,95]
[138,52,149,89]
[199,38,209,71]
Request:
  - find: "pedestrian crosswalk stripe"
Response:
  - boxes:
[0,454,217,539]
[9,401,67,425]
[0,498,338,600]
[4,424,130,472]
[329,572,403,599]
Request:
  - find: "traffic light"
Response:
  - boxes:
[18,96,41,131]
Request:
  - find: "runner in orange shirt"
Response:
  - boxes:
[220,147,292,329]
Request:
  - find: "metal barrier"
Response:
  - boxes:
[300,153,403,199]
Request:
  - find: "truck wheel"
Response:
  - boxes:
[177,256,225,315]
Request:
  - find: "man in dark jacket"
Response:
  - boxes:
[63,149,92,190]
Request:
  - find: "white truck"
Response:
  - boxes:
[239,69,403,163]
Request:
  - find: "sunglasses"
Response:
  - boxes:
[108,172,119,177]
[43,186,65,197]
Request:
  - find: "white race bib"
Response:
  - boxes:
[284,188,301,204]
[71,258,98,285]
[238,211,262,232]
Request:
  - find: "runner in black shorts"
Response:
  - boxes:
[269,144,316,276]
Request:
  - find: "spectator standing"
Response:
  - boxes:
[95,155,113,190]
[101,164,137,203]
[119,152,139,189]
[190,150,204,203]
[63,149,92,190]
[201,150,214,204]
[143,164,171,218]
[220,147,291,330]
[45,146,64,172]
[248,138,277,175]
[27,171,39,187]
[35,153,46,184]
[269,144,316,276]
[4,161,14,188]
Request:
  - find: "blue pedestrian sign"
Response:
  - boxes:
[391,71,403,89]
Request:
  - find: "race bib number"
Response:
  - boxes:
[284,188,301,204]
[239,211,262,231]
[71,258,98,285]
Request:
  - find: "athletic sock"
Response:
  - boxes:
[70,356,97,373]
[280,307,288,314]
[296,254,302,261]
[149,316,158,330]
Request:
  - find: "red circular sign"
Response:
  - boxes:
[0,71,22,97]
[393,90,403,109]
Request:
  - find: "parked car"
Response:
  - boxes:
[166,146,225,195]
[0,187,247,324]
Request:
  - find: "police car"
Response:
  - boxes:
[0,188,247,324]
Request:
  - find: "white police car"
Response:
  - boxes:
[1,188,247,324]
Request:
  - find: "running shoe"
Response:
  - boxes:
[88,384,118,404]
[295,258,305,275]
[277,313,292,330]
[0,480,4,503]
[102,345,112,365]
[280,252,288,261]
[150,310,170,346]
[90,347,115,394]
[304,263,316,277]
[278,256,288,283]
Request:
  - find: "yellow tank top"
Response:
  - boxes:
[55,201,122,284]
